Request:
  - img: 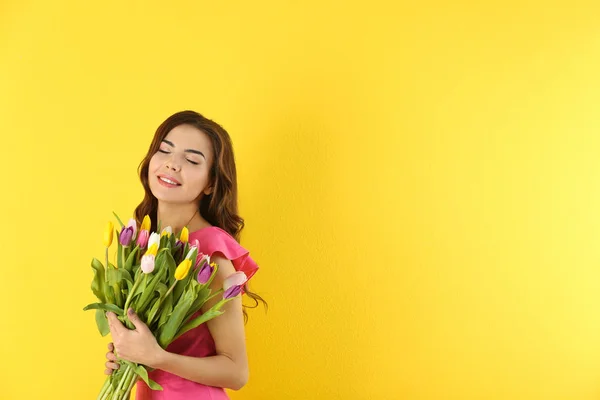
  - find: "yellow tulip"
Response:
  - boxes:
[140,215,151,231]
[145,243,158,256]
[161,226,172,237]
[103,221,114,247]
[180,226,189,244]
[174,259,192,280]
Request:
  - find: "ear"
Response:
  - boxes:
[203,185,213,196]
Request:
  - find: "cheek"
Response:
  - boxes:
[185,169,209,191]
[148,155,161,173]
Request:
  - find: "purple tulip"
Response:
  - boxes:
[197,261,214,284]
[119,226,134,246]
[223,285,243,299]
[136,230,149,248]
[222,271,248,299]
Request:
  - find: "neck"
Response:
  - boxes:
[156,202,200,233]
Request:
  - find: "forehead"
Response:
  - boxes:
[164,124,213,154]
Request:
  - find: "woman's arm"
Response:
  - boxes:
[151,255,249,390]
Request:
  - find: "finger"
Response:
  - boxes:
[106,312,124,333]
[107,342,114,351]
[104,369,113,375]
[106,351,117,361]
[127,308,149,332]
[105,361,120,370]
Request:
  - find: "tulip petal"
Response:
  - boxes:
[196,262,214,284]
[127,218,138,240]
[148,232,160,249]
[174,259,193,280]
[223,285,243,299]
[223,271,248,290]
[141,254,155,273]
[140,215,151,231]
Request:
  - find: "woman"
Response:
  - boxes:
[104,110,266,399]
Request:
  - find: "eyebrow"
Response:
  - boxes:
[162,139,206,159]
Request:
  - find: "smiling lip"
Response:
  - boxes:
[157,174,182,186]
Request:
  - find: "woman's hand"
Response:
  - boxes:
[106,308,166,368]
[105,342,119,375]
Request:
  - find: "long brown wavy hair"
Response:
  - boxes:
[133,110,267,322]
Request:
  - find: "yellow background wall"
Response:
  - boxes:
[2,1,600,399]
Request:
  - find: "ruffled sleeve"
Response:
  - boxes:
[189,226,259,283]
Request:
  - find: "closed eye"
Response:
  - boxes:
[158,149,199,165]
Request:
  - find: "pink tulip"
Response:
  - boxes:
[141,254,155,273]
[136,230,149,248]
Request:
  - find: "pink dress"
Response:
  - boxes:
[135,226,259,400]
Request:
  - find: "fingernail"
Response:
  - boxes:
[128,308,134,315]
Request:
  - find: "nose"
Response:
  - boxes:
[165,157,181,172]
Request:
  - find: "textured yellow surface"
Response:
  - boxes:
[3,1,600,399]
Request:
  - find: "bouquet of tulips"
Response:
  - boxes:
[84,213,247,400]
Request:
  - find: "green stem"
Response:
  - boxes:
[105,247,109,284]
[204,288,224,304]
[99,377,113,400]
[97,375,111,400]
[124,368,138,399]
[112,364,132,400]
[164,281,177,301]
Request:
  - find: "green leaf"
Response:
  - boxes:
[124,246,139,273]
[112,211,125,228]
[147,377,163,391]
[166,253,177,286]
[158,289,195,348]
[159,234,168,249]
[95,309,110,336]
[107,267,133,286]
[134,364,163,390]
[145,297,161,327]
[182,242,190,262]
[157,292,173,333]
[124,278,133,293]
[90,258,106,303]
[83,302,124,316]
[136,269,164,314]
[173,301,227,343]
[104,283,116,304]
[183,286,211,322]
[154,282,168,298]
[173,276,189,306]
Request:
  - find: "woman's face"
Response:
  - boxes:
[148,124,214,205]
